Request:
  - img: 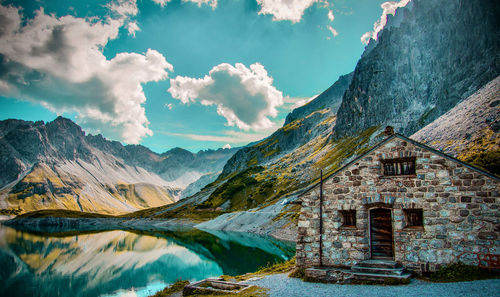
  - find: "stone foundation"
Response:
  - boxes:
[305,267,354,283]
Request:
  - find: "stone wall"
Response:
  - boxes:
[296,136,500,273]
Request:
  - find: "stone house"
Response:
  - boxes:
[296,132,499,276]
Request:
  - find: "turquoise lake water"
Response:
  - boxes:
[0,224,294,297]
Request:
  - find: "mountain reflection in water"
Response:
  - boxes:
[0,224,294,297]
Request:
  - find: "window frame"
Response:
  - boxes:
[339,210,357,228]
[381,157,416,176]
[403,208,424,229]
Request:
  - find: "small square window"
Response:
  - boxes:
[382,157,416,176]
[404,209,423,228]
[340,210,356,228]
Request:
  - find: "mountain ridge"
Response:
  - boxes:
[0,117,237,214]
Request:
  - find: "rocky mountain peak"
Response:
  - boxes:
[333,0,500,139]
[47,116,84,136]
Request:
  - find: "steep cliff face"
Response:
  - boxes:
[334,0,500,139]
[412,75,500,174]
[0,117,237,214]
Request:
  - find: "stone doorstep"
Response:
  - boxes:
[305,260,411,284]
[351,265,405,275]
[351,260,410,281]
[351,271,412,281]
[356,259,400,269]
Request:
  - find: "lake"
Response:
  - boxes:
[0,224,295,297]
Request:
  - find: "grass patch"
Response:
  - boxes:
[424,263,499,283]
[314,126,379,174]
[255,257,296,274]
[201,166,277,211]
[185,286,268,297]
[463,149,500,176]
[15,209,116,219]
[0,208,22,216]
[271,204,301,228]
[231,257,296,282]
[149,280,189,297]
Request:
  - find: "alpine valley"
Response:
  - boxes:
[2,0,499,242]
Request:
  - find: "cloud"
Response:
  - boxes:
[165,103,174,110]
[327,25,338,38]
[328,10,334,21]
[168,63,284,131]
[0,4,173,144]
[256,0,329,23]
[185,0,218,8]
[108,0,138,17]
[162,129,276,145]
[127,21,140,36]
[361,0,411,44]
[151,0,169,6]
[283,94,318,110]
[151,0,217,9]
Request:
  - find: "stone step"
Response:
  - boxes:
[356,259,400,269]
[351,265,404,275]
[352,271,412,282]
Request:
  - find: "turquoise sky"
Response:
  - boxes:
[0,0,402,152]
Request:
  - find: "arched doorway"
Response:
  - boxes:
[369,208,394,259]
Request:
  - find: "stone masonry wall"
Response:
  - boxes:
[296,136,500,272]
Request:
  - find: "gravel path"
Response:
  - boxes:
[247,274,500,297]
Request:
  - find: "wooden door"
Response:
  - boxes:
[370,208,394,259]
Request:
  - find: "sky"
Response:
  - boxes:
[0,0,410,153]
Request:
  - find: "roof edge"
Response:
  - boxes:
[299,133,499,198]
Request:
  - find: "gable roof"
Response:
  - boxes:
[299,133,500,197]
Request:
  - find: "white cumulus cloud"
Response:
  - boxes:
[168,63,284,131]
[162,129,277,145]
[151,0,217,9]
[256,0,328,23]
[127,21,140,36]
[327,25,338,38]
[151,0,170,6]
[108,0,138,17]
[328,9,334,21]
[0,4,173,144]
[284,94,318,110]
[361,0,411,44]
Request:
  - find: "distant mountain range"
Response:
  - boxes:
[0,117,237,214]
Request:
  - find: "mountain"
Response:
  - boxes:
[284,72,353,125]
[219,71,354,180]
[412,75,500,175]
[0,117,237,214]
[333,0,500,139]
[159,147,240,190]
[132,0,499,240]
